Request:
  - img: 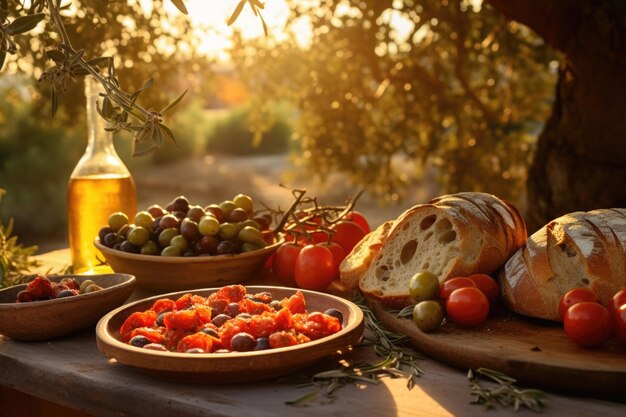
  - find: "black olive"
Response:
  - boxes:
[230,332,255,352]
[211,314,231,327]
[200,328,219,338]
[269,300,282,311]
[226,302,240,317]
[55,290,76,298]
[254,337,270,351]
[324,308,344,325]
[130,335,151,348]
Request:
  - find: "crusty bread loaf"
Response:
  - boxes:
[501,208,626,321]
[359,192,527,308]
[339,221,393,289]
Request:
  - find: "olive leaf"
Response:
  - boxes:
[45,49,66,63]
[50,86,58,117]
[130,78,154,104]
[169,0,188,15]
[227,0,246,26]
[160,89,188,113]
[6,13,45,35]
[158,123,177,144]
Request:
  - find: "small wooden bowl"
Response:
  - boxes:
[0,274,135,341]
[96,286,364,383]
[95,238,283,294]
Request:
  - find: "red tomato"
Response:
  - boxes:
[330,220,366,254]
[446,287,489,327]
[614,305,626,343]
[558,288,600,321]
[345,211,370,234]
[439,277,476,300]
[610,288,626,316]
[318,241,347,279]
[272,243,303,287]
[467,274,499,304]
[563,302,613,348]
[294,244,336,291]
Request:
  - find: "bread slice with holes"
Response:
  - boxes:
[501,208,626,321]
[339,221,394,289]
[359,192,527,308]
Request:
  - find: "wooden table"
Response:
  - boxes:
[0,250,624,417]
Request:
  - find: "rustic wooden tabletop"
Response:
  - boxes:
[0,249,624,417]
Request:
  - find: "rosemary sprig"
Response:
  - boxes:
[468,368,547,412]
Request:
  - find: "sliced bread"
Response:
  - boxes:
[360,193,527,308]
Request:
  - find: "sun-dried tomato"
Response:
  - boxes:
[218,317,249,350]
[244,298,272,315]
[174,293,193,310]
[151,299,177,314]
[120,311,157,342]
[26,275,55,299]
[215,285,246,303]
[176,332,215,353]
[248,313,276,338]
[268,331,298,348]
[129,327,165,344]
[281,291,306,314]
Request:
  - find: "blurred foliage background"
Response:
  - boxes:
[1,0,558,248]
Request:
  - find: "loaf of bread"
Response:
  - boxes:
[339,221,393,289]
[501,208,626,321]
[359,192,527,308]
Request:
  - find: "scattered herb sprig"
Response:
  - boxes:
[468,368,547,412]
[0,189,40,288]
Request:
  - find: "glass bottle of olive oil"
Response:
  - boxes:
[67,76,137,274]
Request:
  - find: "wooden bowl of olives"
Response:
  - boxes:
[94,194,285,293]
[95,238,283,293]
[0,273,136,341]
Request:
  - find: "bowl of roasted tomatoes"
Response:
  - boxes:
[0,273,135,341]
[96,284,364,382]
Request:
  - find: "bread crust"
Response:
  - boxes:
[339,221,393,289]
[501,209,626,321]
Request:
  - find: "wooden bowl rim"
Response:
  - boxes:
[96,286,364,361]
[94,236,284,264]
[0,273,136,310]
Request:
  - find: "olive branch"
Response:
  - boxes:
[1,0,267,156]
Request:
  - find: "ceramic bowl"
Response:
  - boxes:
[0,273,135,341]
[96,286,364,383]
[94,238,283,293]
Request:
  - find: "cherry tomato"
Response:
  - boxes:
[467,274,499,304]
[272,243,303,287]
[446,287,489,327]
[558,288,600,321]
[318,241,346,279]
[614,305,626,344]
[345,211,370,234]
[610,288,626,316]
[294,244,336,291]
[439,277,476,300]
[563,302,613,348]
[330,220,366,254]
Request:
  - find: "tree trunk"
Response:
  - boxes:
[487,0,626,232]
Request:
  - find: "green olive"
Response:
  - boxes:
[198,216,220,236]
[219,200,237,218]
[140,240,159,255]
[241,219,261,231]
[108,212,129,232]
[134,211,154,230]
[170,235,189,252]
[79,279,95,293]
[84,284,103,294]
[412,300,444,332]
[161,245,182,257]
[238,226,266,247]
[219,222,238,240]
[128,226,150,246]
[233,194,254,213]
[408,271,440,302]
[158,227,180,248]
[241,242,262,252]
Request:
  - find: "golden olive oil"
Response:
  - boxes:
[67,174,137,274]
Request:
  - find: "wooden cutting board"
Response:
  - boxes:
[370,301,626,399]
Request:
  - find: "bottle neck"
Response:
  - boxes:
[70,76,131,178]
[85,77,116,157]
